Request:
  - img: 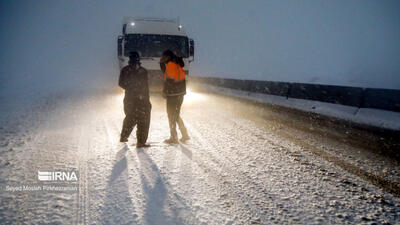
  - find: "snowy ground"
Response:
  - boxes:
[0,87,399,224]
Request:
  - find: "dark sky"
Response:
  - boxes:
[1,0,400,91]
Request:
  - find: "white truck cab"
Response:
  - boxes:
[117,17,194,88]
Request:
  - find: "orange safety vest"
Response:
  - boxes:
[164,62,186,81]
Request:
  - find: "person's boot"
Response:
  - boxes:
[180,135,190,143]
[136,143,151,148]
[120,137,128,143]
[164,138,179,144]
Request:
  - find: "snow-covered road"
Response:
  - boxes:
[0,88,399,224]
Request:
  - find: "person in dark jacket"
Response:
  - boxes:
[119,51,151,147]
[160,50,190,144]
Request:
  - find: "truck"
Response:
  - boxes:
[117,17,194,89]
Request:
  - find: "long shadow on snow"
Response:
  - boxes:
[99,144,139,224]
[179,143,193,160]
[136,147,198,225]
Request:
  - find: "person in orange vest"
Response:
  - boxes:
[160,50,190,144]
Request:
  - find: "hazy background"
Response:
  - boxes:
[1,0,400,95]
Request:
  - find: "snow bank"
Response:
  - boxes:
[192,83,400,131]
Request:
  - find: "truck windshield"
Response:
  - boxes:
[124,34,189,58]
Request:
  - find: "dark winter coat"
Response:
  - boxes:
[119,64,150,104]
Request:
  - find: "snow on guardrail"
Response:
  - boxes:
[189,77,400,112]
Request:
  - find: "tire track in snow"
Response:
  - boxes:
[169,115,272,224]
[216,110,400,223]
[185,126,267,224]
[75,96,107,225]
[76,109,90,225]
[231,107,400,197]
[185,105,287,223]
